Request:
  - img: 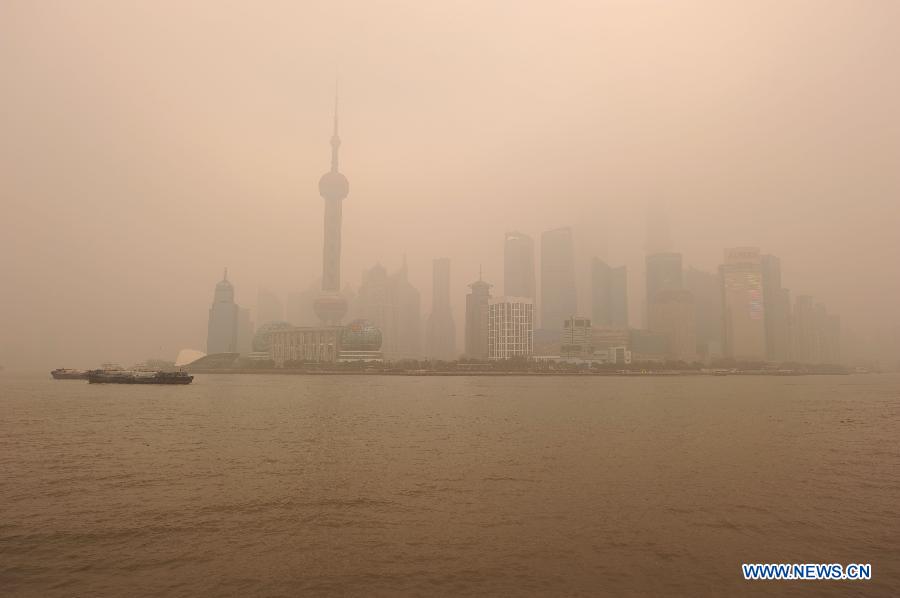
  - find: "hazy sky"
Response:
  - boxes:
[2,1,899,368]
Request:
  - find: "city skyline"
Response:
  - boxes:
[3,2,900,369]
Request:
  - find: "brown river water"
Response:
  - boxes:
[1,372,899,596]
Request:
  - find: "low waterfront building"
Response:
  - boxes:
[561,316,592,359]
[269,326,343,365]
[269,319,384,365]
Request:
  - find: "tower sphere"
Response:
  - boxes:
[319,171,349,201]
[313,292,349,324]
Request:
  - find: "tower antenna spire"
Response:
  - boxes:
[330,78,340,172]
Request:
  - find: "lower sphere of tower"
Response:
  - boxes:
[313,293,348,324]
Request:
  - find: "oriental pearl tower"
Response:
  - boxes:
[314,89,350,325]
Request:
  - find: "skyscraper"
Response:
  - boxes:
[646,252,683,308]
[314,89,350,325]
[792,295,818,363]
[356,261,422,360]
[425,258,457,360]
[504,232,536,301]
[685,267,723,359]
[488,297,534,359]
[720,247,766,361]
[207,269,240,354]
[540,227,577,331]
[465,269,492,359]
[389,258,423,360]
[591,259,628,329]
[646,252,684,343]
[357,263,392,348]
[648,289,697,362]
[760,255,792,362]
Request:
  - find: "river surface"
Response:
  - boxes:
[1,372,899,596]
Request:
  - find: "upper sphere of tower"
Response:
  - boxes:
[319,171,349,200]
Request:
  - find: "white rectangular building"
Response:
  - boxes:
[487,296,534,359]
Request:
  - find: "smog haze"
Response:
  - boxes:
[2,0,899,368]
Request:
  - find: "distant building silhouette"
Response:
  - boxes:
[540,227,577,331]
[207,269,240,354]
[792,296,841,364]
[591,259,628,329]
[389,258,423,359]
[426,258,456,360]
[646,252,683,309]
[685,267,723,359]
[465,269,492,359]
[720,247,767,361]
[356,262,420,360]
[504,231,536,301]
[648,289,697,362]
[488,297,534,359]
[646,252,690,358]
[792,295,817,363]
[760,255,792,362]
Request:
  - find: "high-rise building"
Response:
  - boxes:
[591,259,628,329]
[792,295,818,363]
[389,258,422,360]
[314,89,350,325]
[357,263,391,344]
[646,252,683,308]
[504,232,536,301]
[464,269,492,359]
[685,267,723,359]
[540,227,577,331]
[760,255,792,362]
[646,252,691,361]
[207,269,240,354]
[648,289,697,362]
[425,258,456,360]
[256,288,284,326]
[720,247,766,361]
[356,261,422,361]
[488,297,534,359]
